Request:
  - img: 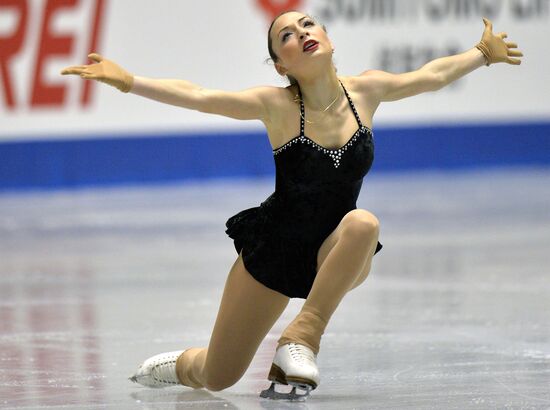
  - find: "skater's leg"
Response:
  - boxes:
[277,209,379,353]
[176,251,289,391]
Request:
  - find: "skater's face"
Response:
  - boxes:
[268,11,334,79]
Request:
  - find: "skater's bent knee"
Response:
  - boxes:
[341,210,379,242]
[203,379,235,392]
[202,373,241,392]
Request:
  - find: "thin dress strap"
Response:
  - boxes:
[298,86,305,137]
[339,80,363,128]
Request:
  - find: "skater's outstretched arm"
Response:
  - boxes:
[61,53,276,121]
[354,17,523,103]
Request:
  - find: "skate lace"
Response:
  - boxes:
[288,343,316,364]
[151,359,179,385]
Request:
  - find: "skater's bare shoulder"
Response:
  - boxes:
[261,84,307,150]
[262,83,301,122]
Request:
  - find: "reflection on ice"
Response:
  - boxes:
[0,168,549,409]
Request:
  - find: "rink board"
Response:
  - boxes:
[1,121,549,190]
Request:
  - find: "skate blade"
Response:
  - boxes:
[259,383,310,401]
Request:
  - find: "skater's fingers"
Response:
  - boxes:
[88,53,104,63]
[60,65,87,75]
[506,42,518,49]
[507,57,522,65]
[483,17,493,32]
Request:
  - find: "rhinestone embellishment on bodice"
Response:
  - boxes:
[271,80,371,169]
[272,127,371,168]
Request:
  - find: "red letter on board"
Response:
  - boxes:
[81,0,106,107]
[31,0,78,107]
[0,0,28,109]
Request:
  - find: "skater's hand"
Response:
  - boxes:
[475,18,523,66]
[60,53,134,93]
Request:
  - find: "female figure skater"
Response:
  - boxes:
[61,11,522,400]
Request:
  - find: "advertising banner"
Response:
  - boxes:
[1,0,549,142]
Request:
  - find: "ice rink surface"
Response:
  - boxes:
[1,167,549,409]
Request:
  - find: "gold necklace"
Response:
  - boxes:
[296,88,343,125]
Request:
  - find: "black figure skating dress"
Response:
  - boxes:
[225,80,382,298]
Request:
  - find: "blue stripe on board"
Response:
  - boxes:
[1,121,549,191]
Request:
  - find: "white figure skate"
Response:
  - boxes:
[129,350,185,388]
[260,343,320,401]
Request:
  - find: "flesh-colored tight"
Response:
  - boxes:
[176,211,379,391]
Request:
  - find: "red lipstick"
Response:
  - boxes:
[303,40,319,52]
